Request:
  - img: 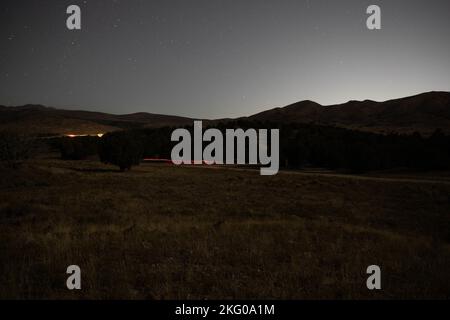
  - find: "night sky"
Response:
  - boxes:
[1,0,449,118]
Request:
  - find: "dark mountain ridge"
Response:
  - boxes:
[243,91,450,135]
[1,91,449,135]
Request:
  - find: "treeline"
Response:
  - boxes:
[274,122,450,172]
[47,120,450,172]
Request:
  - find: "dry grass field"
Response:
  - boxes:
[0,158,449,299]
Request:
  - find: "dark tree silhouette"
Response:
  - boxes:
[135,122,450,173]
[59,136,99,160]
[99,131,144,171]
[0,131,35,168]
[45,121,450,173]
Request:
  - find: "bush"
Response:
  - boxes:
[99,131,144,171]
[59,136,99,160]
[0,131,35,168]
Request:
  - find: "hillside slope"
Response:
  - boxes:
[245,91,450,135]
[1,91,449,135]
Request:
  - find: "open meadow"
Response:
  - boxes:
[0,159,449,299]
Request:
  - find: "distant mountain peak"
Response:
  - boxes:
[286,100,322,108]
[247,91,450,135]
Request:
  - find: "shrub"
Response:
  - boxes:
[59,136,99,160]
[0,131,35,168]
[99,131,144,171]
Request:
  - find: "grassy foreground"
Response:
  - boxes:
[0,159,449,299]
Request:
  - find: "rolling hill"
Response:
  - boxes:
[243,91,450,135]
[0,105,193,135]
[0,91,449,136]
